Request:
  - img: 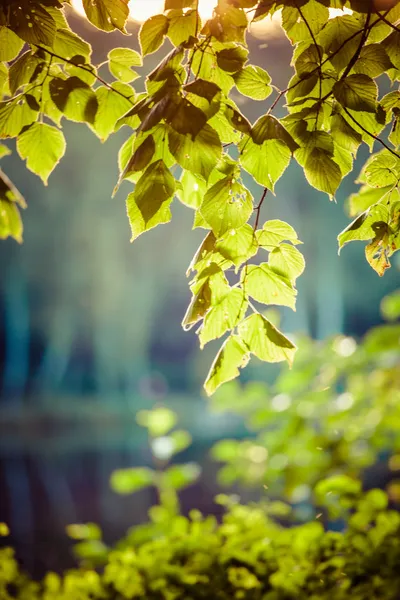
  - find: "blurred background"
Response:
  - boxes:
[0,1,399,578]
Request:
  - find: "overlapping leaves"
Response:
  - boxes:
[1,0,400,393]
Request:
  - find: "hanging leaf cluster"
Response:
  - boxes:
[0,0,399,393]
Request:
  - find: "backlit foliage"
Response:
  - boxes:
[0,0,399,392]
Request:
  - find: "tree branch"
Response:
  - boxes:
[341,106,400,159]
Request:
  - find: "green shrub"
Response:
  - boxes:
[2,490,400,600]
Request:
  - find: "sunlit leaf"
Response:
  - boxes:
[239,313,296,366]
[82,0,129,32]
[108,48,142,83]
[199,288,248,348]
[110,468,154,494]
[243,263,297,310]
[200,176,253,236]
[0,27,24,62]
[268,243,305,282]
[16,123,66,185]
[127,159,175,241]
[140,15,169,55]
[204,335,250,396]
[333,75,378,113]
[234,65,272,101]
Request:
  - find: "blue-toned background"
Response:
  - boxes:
[0,13,399,577]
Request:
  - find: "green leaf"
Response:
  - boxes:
[338,204,389,250]
[303,149,342,198]
[333,75,378,113]
[66,523,102,541]
[294,44,321,77]
[330,113,362,154]
[9,1,56,46]
[140,14,169,56]
[381,31,400,71]
[200,177,253,236]
[163,463,200,490]
[199,288,248,348]
[0,144,11,160]
[108,48,142,83]
[168,125,221,181]
[240,137,292,192]
[346,185,393,218]
[168,9,198,46]
[167,98,208,139]
[191,48,234,95]
[243,263,297,310]
[0,27,24,62]
[0,169,25,243]
[82,0,129,32]
[117,135,156,188]
[0,98,38,139]
[353,44,393,77]
[165,0,197,8]
[318,15,362,73]
[234,65,272,101]
[269,243,305,282]
[0,63,7,96]
[251,115,298,152]
[215,224,258,268]
[257,219,302,248]
[110,467,154,495]
[204,335,250,396]
[92,82,134,141]
[49,76,98,124]
[216,46,248,73]
[315,475,361,504]
[239,313,296,366]
[51,28,92,62]
[127,159,175,241]
[381,290,400,321]
[359,150,400,188]
[16,123,66,185]
[8,51,43,95]
[176,171,206,209]
[137,407,177,436]
[168,430,192,455]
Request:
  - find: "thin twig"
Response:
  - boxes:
[342,106,400,159]
[254,188,268,231]
[373,9,400,34]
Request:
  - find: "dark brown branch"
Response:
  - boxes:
[254,188,268,231]
[373,9,400,33]
[341,106,400,159]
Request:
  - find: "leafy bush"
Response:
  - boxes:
[2,489,400,599]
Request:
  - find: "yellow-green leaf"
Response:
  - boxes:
[243,263,297,309]
[234,65,272,101]
[204,335,250,396]
[127,159,175,241]
[17,123,66,185]
[82,0,129,32]
[0,27,24,62]
[200,177,253,236]
[239,313,296,365]
[108,48,142,83]
[199,288,248,348]
[268,243,305,282]
[140,15,169,56]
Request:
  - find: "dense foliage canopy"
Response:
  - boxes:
[0,0,399,393]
